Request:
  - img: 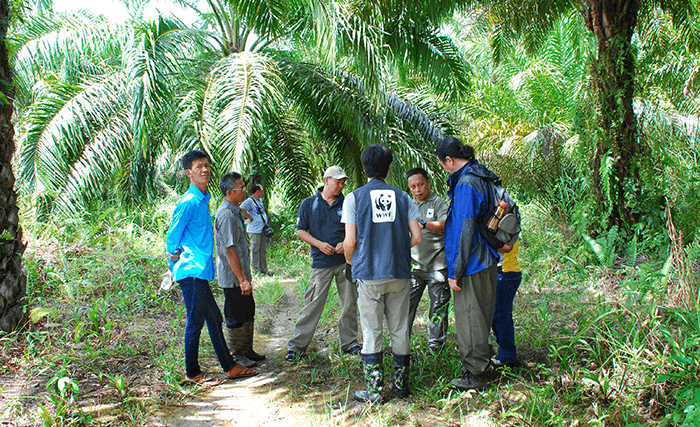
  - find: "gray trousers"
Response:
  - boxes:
[453,264,498,376]
[357,278,411,355]
[249,233,269,274]
[287,263,359,352]
[408,269,450,346]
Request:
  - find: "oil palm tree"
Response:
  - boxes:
[12,0,469,219]
[1,0,27,332]
[442,0,699,230]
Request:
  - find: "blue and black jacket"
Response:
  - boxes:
[445,160,499,280]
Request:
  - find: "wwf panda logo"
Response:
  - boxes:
[370,190,396,223]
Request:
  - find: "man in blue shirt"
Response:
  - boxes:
[166,150,257,384]
[343,144,422,403]
[241,184,272,276]
[286,166,360,361]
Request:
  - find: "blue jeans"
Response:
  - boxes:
[179,277,235,377]
[492,271,522,363]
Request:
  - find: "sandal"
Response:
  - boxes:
[181,373,223,386]
[225,364,258,379]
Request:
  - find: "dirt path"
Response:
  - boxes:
[148,281,322,427]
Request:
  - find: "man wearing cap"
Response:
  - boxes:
[285,166,361,361]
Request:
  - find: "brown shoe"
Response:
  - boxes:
[225,364,258,379]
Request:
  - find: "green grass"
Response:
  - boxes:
[3,201,700,426]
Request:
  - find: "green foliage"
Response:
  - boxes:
[11,0,465,222]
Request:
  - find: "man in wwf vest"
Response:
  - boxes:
[342,144,423,404]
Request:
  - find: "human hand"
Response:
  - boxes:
[318,242,335,256]
[167,249,181,262]
[334,242,345,254]
[240,280,252,295]
[498,244,513,253]
[449,278,461,291]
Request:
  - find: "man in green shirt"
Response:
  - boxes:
[406,167,451,353]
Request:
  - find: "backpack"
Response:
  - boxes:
[477,177,521,251]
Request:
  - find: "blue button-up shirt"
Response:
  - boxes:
[166,184,215,282]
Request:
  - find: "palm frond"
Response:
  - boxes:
[230,0,290,40]
[260,112,316,207]
[201,51,284,173]
[53,111,134,217]
[19,73,129,205]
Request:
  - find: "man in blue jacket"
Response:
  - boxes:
[436,137,500,391]
[343,144,422,403]
[166,150,257,384]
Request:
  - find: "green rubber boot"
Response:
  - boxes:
[352,352,384,404]
[389,354,410,398]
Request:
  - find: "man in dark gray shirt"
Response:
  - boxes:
[215,173,266,369]
[286,166,360,361]
[406,167,451,353]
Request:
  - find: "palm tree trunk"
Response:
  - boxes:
[584,0,641,229]
[0,0,27,332]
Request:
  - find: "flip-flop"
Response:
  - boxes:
[181,373,223,386]
[225,364,258,380]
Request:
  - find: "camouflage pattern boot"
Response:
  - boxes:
[389,354,410,398]
[226,326,257,368]
[352,352,384,404]
[243,321,266,361]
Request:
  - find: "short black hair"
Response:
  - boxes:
[436,136,474,162]
[220,172,243,196]
[182,150,210,170]
[406,167,429,182]
[250,183,263,194]
[361,144,392,179]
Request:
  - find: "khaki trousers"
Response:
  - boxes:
[287,264,359,352]
[249,233,269,274]
[453,264,497,375]
[357,278,411,355]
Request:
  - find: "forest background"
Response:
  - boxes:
[1,0,700,425]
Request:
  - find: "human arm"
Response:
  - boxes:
[225,246,252,294]
[407,197,423,247]
[343,223,356,264]
[297,229,337,255]
[165,198,193,264]
[340,192,355,263]
[447,181,484,282]
[409,219,422,247]
[425,196,449,233]
[240,199,256,222]
[424,220,445,233]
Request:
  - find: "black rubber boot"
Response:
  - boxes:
[389,354,410,398]
[226,326,257,368]
[352,352,384,404]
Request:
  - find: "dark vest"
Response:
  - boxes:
[352,179,412,280]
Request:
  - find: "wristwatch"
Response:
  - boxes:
[419,219,426,229]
